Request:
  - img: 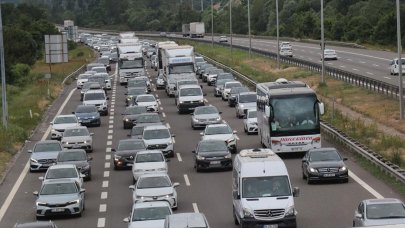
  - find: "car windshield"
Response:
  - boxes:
[40,183,78,195]
[132,206,171,221]
[120,59,144,69]
[248,110,257,118]
[137,96,155,102]
[128,81,147,87]
[143,129,170,140]
[230,87,249,94]
[194,107,218,115]
[135,153,164,163]
[180,88,202,96]
[131,126,144,136]
[34,143,61,152]
[217,73,234,80]
[58,151,86,162]
[225,82,242,89]
[82,83,100,90]
[128,89,145,96]
[325,50,335,54]
[137,115,160,123]
[45,168,78,179]
[78,74,90,80]
[137,176,171,189]
[309,150,341,162]
[217,79,234,87]
[54,116,77,124]
[63,128,89,137]
[84,93,105,101]
[366,203,405,219]
[169,64,194,74]
[239,94,257,103]
[242,176,291,198]
[125,107,146,115]
[76,106,97,113]
[205,126,232,135]
[198,141,228,152]
[118,141,145,150]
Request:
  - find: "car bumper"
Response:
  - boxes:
[135,197,177,208]
[240,216,296,228]
[30,161,55,171]
[196,158,232,170]
[36,203,82,217]
[78,118,100,126]
[146,144,174,157]
[307,171,348,182]
[62,143,93,152]
[178,102,205,112]
[114,158,134,168]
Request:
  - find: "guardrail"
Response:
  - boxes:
[61,64,86,85]
[200,53,405,184]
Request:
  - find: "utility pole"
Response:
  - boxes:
[247,0,251,56]
[201,0,203,11]
[320,0,325,83]
[0,3,8,129]
[397,0,404,120]
[276,0,280,69]
[191,0,194,10]
[230,0,233,59]
[211,0,214,47]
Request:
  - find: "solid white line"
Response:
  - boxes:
[162,112,166,118]
[97,218,106,227]
[102,181,109,188]
[176,153,182,162]
[192,203,199,213]
[349,171,383,199]
[99,204,107,213]
[105,162,110,168]
[101,192,108,199]
[184,174,190,186]
[103,171,110,178]
[0,88,77,222]
[105,154,111,160]
[384,76,392,80]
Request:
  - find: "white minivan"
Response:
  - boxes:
[176,84,205,113]
[390,58,405,75]
[232,148,299,228]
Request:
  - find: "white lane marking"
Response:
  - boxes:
[0,88,77,223]
[349,171,383,199]
[176,153,182,162]
[101,192,108,199]
[384,76,392,80]
[106,147,111,153]
[347,59,353,61]
[99,204,107,212]
[153,88,156,92]
[108,129,113,134]
[109,116,114,120]
[162,112,166,118]
[157,100,161,105]
[110,108,115,112]
[340,65,346,68]
[155,94,159,98]
[172,137,175,144]
[353,68,359,71]
[192,203,199,213]
[204,98,208,103]
[327,62,333,65]
[235,135,240,140]
[103,171,110,177]
[160,107,164,111]
[109,120,114,124]
[97,218,106,227]
[107,135,113,140]
[108,125,113,129]
[107,141,112,146]
[184,174,191,186]
[222,120,227,124]
[360,61,366,64]
[105,154,111,160]
[102,181,109,188]
[110,112,114,116]
[366,72,374,75]
[373,64,380,67]
[166,123,171,129]
[105,162,110,168]
[110,101,115,105]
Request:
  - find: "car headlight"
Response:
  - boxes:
[30,158,38,163]
[226,138,235,143]
[225,154,232,159]
[168,140,173,145]
[216,116,221,121]
[199,99,204,103]
[67,199,80,205]
[91,116,96,119]
[36,201,47,207]
[77,117,81,120]
[84,140,91,144]
[309,167,318,173]
[285,206,296,216]
[124,118,129,122]
[136,195,145,200]
[62,141,68,144]
[196,155,205,160]
[243,208,254,218]
[339,166,347,172]
[239,104,244,108]
[179,101,184,104]
[114,155,122,161]
[165,193,174,198]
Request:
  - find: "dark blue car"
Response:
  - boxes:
[73,105,101,127]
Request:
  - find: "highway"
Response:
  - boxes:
[201,35,403,86]
[0,54,403,228]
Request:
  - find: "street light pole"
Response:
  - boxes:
[247,0,251,56]
[211,0,214,47]
[320,0,325,83]
[201,0,203,11]
[276,0,280,69]
[397,0,404,120]
[230,0,233,58]
[191,0,193,10]
[0,3,8,128]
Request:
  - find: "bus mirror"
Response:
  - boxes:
[265,106,271,118]
[318,102,325,115]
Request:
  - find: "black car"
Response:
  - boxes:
[73,105,101,127]
[56,149,92,181]
[193,139,232,172]
[125,87,147,106]
[228,87,250,107]
[302,147,349,184]
[122,106,148,129]
[112,139,146,169]
[134,113,163,125]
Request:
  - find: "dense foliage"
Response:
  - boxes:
[26,0,405,46]
[1,3,58,85]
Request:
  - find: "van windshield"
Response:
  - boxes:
[242,176,291,198]
[180,88,202,96]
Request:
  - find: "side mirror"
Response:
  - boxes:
[72,111,75,114]
[354,212,363,219]
[219,111,222,114]
[301,158,307,162]
[80,174,86,178]
[243,115,247,119]
[87,157,93,161]
[111,148,116,152]
[129,185,135,190]
[200,132,204,136]
[233,190,240,200]
[166,159,170,162]
[343,158,348,161]
[123,217,130,223]
[124,92,128,95]
[192,150,196,153]
[200,85,203,89]
[106,97,109,100]
[28,149,33,153]
[203,93,207,96]
[38,177,44,181]
[233,130,237,134]
[90,133,94,136]
[127,134,131,137]
[171,134,176,137]
[50,122,53,125]
[293,187,300,197]
[80,189,86,193]
[75,77,78,80]
[33,191,39,196]
[318,102,325,115]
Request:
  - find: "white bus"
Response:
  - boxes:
[256,79,324,153]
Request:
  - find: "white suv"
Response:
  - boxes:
[142,125,175,157]
[83,89,109,116]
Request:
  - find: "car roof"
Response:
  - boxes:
[136,150,164,155]
[119,138,144,143]
[144,125,169,131]
[48,164,77,170]
[166,213,208,227]
[13,221,57,228]
[205,123,229,129]
[133,201,171,209]
[364,198,404,205]
[55,114,76,118]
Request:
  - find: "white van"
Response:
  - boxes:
[232,148,299,228]
[390,58,405,75]
[176,84,205,113]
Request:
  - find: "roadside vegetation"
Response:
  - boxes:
[178,40,405,171]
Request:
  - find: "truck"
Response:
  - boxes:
[161,45,197,97]
[156,41,178,71]
[118,32,138,44]
[190,22,205,38]
[63,20,74,29]
[182,24,190,37]
[117,42,145,85]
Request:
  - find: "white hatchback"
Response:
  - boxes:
[132,150,168,182]
[39,164,85,188]
[123,201,173,228]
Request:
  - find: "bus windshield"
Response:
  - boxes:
[269,95,319,135]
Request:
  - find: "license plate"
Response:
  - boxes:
[263,225,278,228]
[73,145,82,149]
[188,107,195,110]
[51,208,64,212]
[210,161,220,165]
[324,173,335,177]
[291,147,303,151]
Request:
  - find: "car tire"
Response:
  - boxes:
[302,171,306,180]
[307,177,312,184]
[343,178,349,183]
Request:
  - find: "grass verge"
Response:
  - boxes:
[0,44,95,178]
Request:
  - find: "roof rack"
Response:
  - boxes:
[239,148,275,158]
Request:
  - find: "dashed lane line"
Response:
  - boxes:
[184,174,191,186]
[97,218,105,227]
[166,123,171,129]
[105,154,111,160]
[384,76,392,80]
[107,135,113,140]
[102,181,109,188]
[101,192,108,199]
[176,153,183,162]
[107,141,112,146]
[99,204,107,213]
[192,203,200,213]
[162,112,166,118]
[104,162,110,169]
[103,171,110,178]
